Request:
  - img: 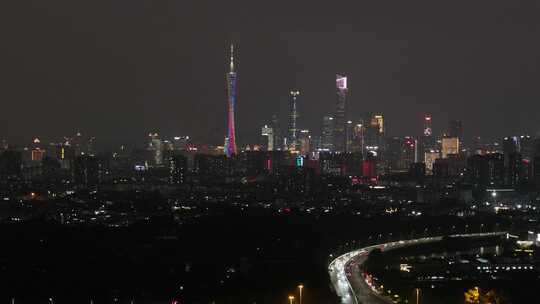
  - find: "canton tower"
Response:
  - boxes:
[225,44,238,157]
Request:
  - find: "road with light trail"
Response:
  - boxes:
[328,232,506,304]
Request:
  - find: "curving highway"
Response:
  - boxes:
[328,232,506,304]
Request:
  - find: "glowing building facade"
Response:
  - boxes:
[288,90,300,151]
[442,137,460,158]
[333,75,348,152]
[261,125,274,151]
[321,116,334,151]
[225,44,238,157]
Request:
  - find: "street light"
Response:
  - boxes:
[288,295,295,304]
[298,284,304,304]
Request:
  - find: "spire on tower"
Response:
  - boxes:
[229,44,235,73]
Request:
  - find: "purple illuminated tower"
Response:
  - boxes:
[225,44,238,157]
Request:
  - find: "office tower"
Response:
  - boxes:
[371,114,385,153]
[72,132,83,156]
[424,150,439,175]
[31,148,45,162]
[225,44,238,157]
[298,129,311,155]
[345,120,354,152]
[423,114,435,149]
[372,115,384,135]
[333,75,348,152]
[148,133,163,165]
[505,152,522,186]
[31,138,45,161]
[168,154,187,184]
[402,137,417,170]
[356,113,384,156]
[467,154,505,188]
[350,123,364,154]
[321,116,334,151]
[385,137,414,172]
[288,90,300,151]
[261,125,274,151]
[270,114,283,151]
[441,137,460,158]
[385,137,399,171]
[448,120,463,143]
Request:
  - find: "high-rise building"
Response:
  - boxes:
[356,113,384,156]
[448,120,463,143]
[148,133,163,165]
[441,137,460,158]
[269,114,283,151]
[321,116,334,151]
[385,137,416,172]
[333,75,348,152]
[467,153,505,188]
[350,123,365,155]
[423,114,435,150]
[31,149,45,162]
[372,115,384,135]
[261,125,274,151]
[424,150,439,175]
[288,90,300,151]
[298,129,311,156]
[30,138,45,161]
[345,120,354,152]
[225,44,238,157]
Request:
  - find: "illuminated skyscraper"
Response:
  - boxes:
[148,133,163,165]
[448,120,463,144]
[333,75,348,152]
[321,116,334,151]
[424,150,439,175]
[298,129,311,155]
[423,114,433,141]
[442,137,460,158]
[288,90,300,151]
[261,125,274,151]
[269,114,283,150]
[372,115,384,135]
[225,44,238,157]
[422,114,435,161]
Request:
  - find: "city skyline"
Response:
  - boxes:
[3,2,540,304]
[2,1,540,145]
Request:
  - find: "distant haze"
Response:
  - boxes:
[1,0,540,146]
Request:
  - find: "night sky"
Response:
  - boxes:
[1,0,540,147]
